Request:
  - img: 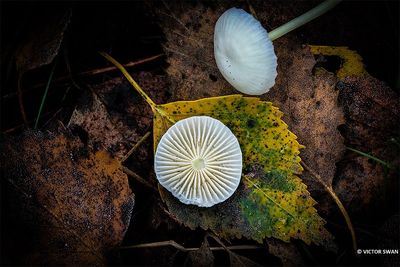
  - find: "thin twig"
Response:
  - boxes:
[121,131,151,162]
[77,54,163,77]
[157,202,181,224]
[120,240,262,252]
[99,52,176,124]
[2,54,164,100]
[301,161,357,252]
[122,166,157,192]
[207,233,252,265]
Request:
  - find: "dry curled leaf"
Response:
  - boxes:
[1,129,134,265]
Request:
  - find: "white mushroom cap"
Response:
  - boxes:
[214,7,278,95]
[154,116,242,207]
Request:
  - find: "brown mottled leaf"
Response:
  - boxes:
[1,129,134,265]
[68,72,169,161]
[334,75,400,216]
[152,0,312,102]
[153,1,233,101]
[266,43,346,199]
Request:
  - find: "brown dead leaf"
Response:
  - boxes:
[266,41,346,199]
[229,251,263,267]
[185,239,214,267]
[267,239,304,267]
[154,1,234,101]
[68,72,169,161]
[16,9,71,73]
[333,75,400,216]
[151,0,312,101]
[1,129,134,265]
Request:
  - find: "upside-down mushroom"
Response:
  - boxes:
[154,116,242,207]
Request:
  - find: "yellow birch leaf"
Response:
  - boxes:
[101,52,335,250]
[309,45,368,79]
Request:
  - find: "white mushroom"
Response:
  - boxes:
[214,7,277,95]
[214,1,342,95]
[154,116,242,207]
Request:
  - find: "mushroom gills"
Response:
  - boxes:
[154,116,243,207]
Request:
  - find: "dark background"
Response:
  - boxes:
[1,0,399,266]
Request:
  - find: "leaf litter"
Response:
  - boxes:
[2,1,399,265]
[102,53,336,251]
[1,128,134,265]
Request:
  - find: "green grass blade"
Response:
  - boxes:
[34,59,57,129]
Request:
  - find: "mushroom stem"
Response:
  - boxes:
[268,0,342,41]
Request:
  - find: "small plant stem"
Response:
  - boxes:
[100,52,176,124]
[120,240,261,251]
[34,59,58,129]
[301,161,357,253]
[121,131,151,162]
[99,52,157,109]
[122,166,157,192]
[346,147,392,169]
[268,0,342,41]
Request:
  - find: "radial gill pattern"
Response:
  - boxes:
[154,116,243,207]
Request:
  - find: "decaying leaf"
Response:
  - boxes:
[309,46,367,79]
[267,239,304,267]
[1,129,134,265]
[334,75,400,216]
[229,251,262,267]
[184,239,214,267]
[269,43,346,194]
[151,0,307,102]
[68,72,169,161]
[15,9,71,73]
